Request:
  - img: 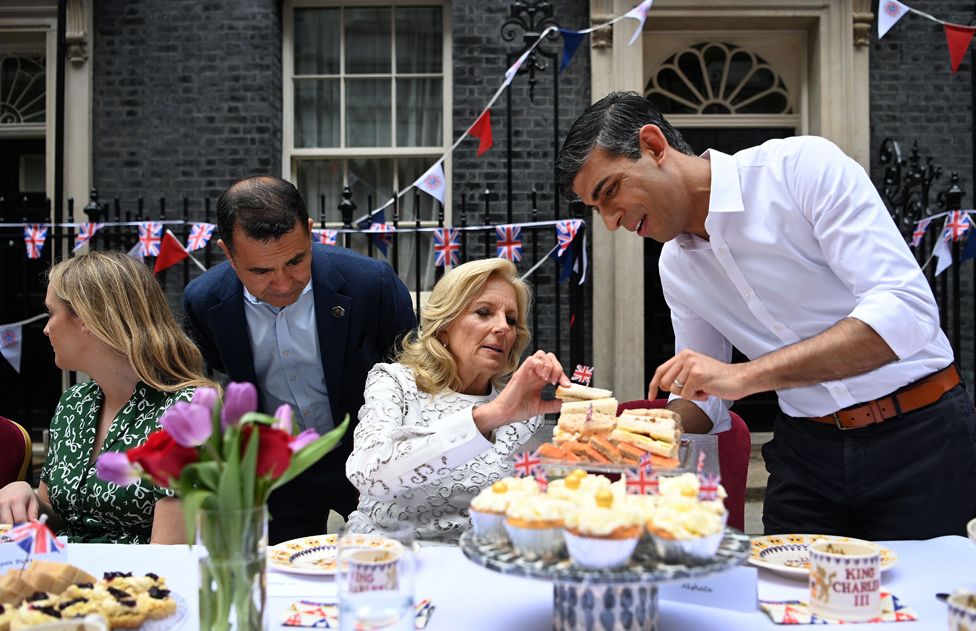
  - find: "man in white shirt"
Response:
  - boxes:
[555,91,976,540]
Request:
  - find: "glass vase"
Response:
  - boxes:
[197,505,268,631]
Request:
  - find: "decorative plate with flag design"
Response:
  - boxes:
[749,534,897,580]
[268,534,404,576]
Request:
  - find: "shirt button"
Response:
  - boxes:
[741,288,752,298]
[290,375,297,382]
[448,436,456,444]
[303,409,310,416]
[283,350,290,357]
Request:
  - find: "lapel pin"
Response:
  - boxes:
[332,306,345,318]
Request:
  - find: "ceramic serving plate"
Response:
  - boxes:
[749,534,897,580]
[267,534,404,576]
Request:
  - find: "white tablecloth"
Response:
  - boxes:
[66,535,976,630]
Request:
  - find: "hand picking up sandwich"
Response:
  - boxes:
[535,383,684,467]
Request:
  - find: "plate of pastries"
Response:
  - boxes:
[534,384,689,470]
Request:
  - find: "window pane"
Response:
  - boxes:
[294,79,340,147]
[397,158,438,221]
[345,8,391,74]
[346,79,391,147]
[394,233,435,292]
[295,160,344,222]
[396,7,442,73]
[348,157,395,213]
[396,79,442,147]
[294,8,339,75]
[0,55,46,125]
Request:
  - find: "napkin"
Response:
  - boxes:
[283,598,434,629]
[760,592,916,624]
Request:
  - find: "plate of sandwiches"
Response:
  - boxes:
[532,384,691,472]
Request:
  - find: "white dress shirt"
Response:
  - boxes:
[345,362,542,543]
[243,282,333,432]
[660,136,953,431]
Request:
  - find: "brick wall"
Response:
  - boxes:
[92,0,281,209]
[451,0,593,369]
[869,0,975,383]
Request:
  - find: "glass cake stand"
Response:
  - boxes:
[459,527,750,631]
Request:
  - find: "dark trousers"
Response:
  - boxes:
[762,384,976,540]
[267,447,359,545]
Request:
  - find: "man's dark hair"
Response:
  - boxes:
[216,175,310,250]
[555,91,695,200]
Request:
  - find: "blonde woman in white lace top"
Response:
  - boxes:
[345,259,570,543]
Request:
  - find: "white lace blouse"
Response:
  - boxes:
[345,362,543,543]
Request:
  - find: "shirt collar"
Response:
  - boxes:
[243,280,313,309]
[702,148,745,215]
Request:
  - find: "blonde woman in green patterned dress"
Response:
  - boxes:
[0,251,217,543]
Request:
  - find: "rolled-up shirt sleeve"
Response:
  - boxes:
[790,137,942,360]
[662,282,733,434]
[346,365,494,501]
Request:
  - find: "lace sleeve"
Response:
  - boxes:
[346,365,494,500]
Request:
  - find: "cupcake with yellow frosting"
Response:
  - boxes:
[469,477,540,542]
[563,489,643,569]
[645,495,725,564]
[504,495,575,560]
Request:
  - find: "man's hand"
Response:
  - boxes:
[649,349,754,402]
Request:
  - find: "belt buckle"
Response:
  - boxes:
[832,413,853,431]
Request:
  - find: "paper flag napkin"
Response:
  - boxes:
[282,598,433,629]
[760,592,916,624]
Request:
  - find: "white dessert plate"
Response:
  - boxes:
[748,534,897,580]
[267,534,404,576]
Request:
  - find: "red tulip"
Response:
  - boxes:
[127,430,199,486]
[242,424,292,479]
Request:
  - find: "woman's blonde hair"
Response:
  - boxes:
[47,251,216,393]
[399,258,531,394]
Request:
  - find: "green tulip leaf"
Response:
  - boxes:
[270,415,349,492]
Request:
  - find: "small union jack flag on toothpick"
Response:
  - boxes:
[625,464,658,495]
[187,222,216,251]
[698,472,722,501]
[4,515,65,565]
[572,364,594,386]
[512,450,542,478]
[533,468,549,492]
[23,224,48,259]
[697,451,706,474]
[495,224,522,262]
[137,222,163,257]
[73,223,102,252]
[433,227,460,267]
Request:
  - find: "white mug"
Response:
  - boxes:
[808,540,882,622]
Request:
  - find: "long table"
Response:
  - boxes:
[66,535,975,630]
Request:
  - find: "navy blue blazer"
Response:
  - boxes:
[183,245,416,534]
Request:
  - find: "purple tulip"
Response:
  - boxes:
[222,382,257,429]
[191,386,219,411]
[160,402,213,447]
[95,452,141,486]
[289,428,319,453]
[272,404,294,433]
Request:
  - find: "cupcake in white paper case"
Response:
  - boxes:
[645,495,725,564]
[504,495,575,560]
[469,477,540,542]
[563,489,643,569]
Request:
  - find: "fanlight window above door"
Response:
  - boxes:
[645,42,792,115]
[0,55,45,127]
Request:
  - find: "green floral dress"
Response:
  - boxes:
[40,381,194,543]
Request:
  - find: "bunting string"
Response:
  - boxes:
[878,0,976,73]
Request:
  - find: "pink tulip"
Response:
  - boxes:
[191,386,219,411]
[160,402,213,447]
[222,382,257,429]
[289,428,319,453]
[95,452,141,486]
[272,404,294,433]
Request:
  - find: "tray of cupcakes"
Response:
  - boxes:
[460,469,750,584]
[531,384,692,474]
[0,562,182,630]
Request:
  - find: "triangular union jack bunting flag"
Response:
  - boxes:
[23,224,48,259]
[137,222,163,257]
[945,210,971,241]
[495,224,522,262]
[73,223,102,252]
[187,222,216,251]
[572,364,593,386]
[315,229,338,246]
[433,228,460,267]
[910,218,931,247]
[555,219,582,256]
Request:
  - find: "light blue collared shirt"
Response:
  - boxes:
[243,282,333,433]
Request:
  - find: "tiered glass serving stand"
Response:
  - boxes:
[459,527,750,631]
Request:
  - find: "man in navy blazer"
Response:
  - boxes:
[183,176,416,543]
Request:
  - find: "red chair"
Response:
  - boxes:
[0,416,33,488]
[616,400,750,532]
